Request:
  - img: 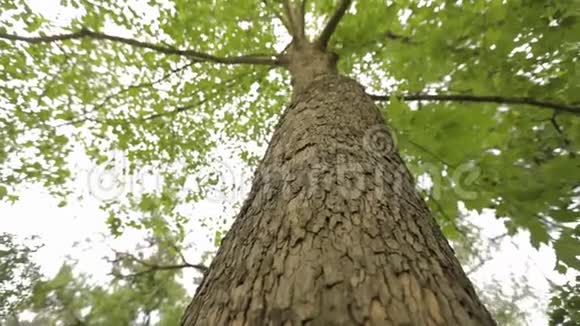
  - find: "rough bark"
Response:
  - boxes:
[181,46,496,325]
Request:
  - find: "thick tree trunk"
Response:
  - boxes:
[182,48,495,325]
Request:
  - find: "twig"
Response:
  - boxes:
[404,137,456,168]
[369,93,580,115]
[56,61,194,127]
[167,241,190,265]
[113,262,208,279]
[111,251,208,279]
[262,0,292,35]
[550,111,563,134]
[385,30,414,44]
[427,193,453,223]
[298,0,307,40]
[141,72,248,121]
[59,69,251,127]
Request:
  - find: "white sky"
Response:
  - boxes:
[0,1,576,325]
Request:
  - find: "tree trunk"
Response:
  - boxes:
[182,47,496,325]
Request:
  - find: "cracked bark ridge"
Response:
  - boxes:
[182,44,496,325]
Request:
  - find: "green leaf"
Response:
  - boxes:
[214,230,223,247]
[0,185,7,199]
[138,195,158,212]
[554,229,580,271]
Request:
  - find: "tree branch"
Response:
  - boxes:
[110,251,208,280]
[282,0,297,37]
[262,0,292,36]
[287,0,307,42]
[142,98,211,121]
[316,0,352,48]
[298,0,307,39]
[427,193,453,223]
[369,93,580,115]
[265,0,307,42]
[141,72,247,121]
[385,30,414,44]
[53,61,193,127]
[0,29,281,66]
[405,138,457,168]
[113,262,208,279]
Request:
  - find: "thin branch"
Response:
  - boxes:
[262,0,292,35]
[167,241,190,266]
[141,72,247,121]
[298,0,307,39]
[385,30,414,44]
[277,15,293,36]
[428,193,453,223]
[142,98,211,121]
[549,111,572,146]
[285,0,307,42]
[56,61,194,127]
[0,29,281,66]
[110,251,208,279]
[490,232,509,244]
[466,256,487,276]
[340,29,415,55]
[369,93,580,115]
[401,134,457,168]
[282,0,297,37]
[550,111,563,134]
[58,68,250,127]
[316,0,352,48]
[113,262,208,279]
[465,233,508,275]
[282,0,307,42]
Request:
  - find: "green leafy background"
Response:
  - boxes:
[0,0,578,324]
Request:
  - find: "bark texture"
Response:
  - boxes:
[181,69,496,325]
[183,74,495,326]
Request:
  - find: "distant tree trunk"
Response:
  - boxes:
[182,44,496,325]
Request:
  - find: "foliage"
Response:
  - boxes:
[0,233,41,318]
[478,275,538,326]
[0,216,532,325]
[449,216,539,326]
[1,231,195,325]
[549,277,580,326]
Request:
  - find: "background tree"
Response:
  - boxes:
[0,0,578,325]
[549,277,580,326]
[0,233,41,319]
